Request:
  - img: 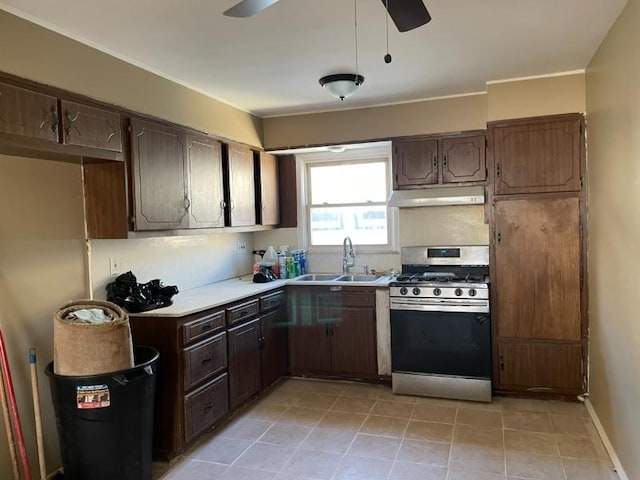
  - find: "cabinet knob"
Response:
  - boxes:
[184,197,191,211]
[443,155,448,167]
[432,157,437,169]
[64,110,80,137]
[496,163,501,177]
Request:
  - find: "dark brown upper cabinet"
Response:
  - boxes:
[256,151,280,226]
[130,119,227,232]
[441,134,486,183]
[393,132,486,189]
[0,82,59,143]
[187,134,225,229]
[130,118,190,230]
[0,80,124,161]
[489,114,583,195]
[60,100,122,152]
[226,143,256,227]
[393,138,438,188]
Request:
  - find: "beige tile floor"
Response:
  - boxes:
[152,378,619,480]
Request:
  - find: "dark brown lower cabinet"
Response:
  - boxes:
[331,306,377,376]
[228,318,262,409]
[498,341,583,394]
[288,323,331,374]
[260,308,288,389]
[287,286,378,379]
[184,374,228,443]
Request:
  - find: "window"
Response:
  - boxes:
[299,143,397,251]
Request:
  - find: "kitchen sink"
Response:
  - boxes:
[334,274,379,282]
[295,273,342,281]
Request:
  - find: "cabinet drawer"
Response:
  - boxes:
[260,290,285,312]
[342,290,375,307]
[183,311,225,345]
[184,373,228,443]
[184,332,227,390]
[226,299,259,326]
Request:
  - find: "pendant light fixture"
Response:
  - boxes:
[319,0,364,101]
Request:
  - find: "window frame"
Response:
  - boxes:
[297,142,399,254]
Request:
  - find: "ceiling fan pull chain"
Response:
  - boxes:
[384,0,392,63]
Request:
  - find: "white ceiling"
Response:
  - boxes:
[0,0,628,117]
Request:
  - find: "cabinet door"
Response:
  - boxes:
[186,134,225,228]
[60,100,122,152]
[498,342,583,393]
[260,308,288,389]
[227,143,256,226]
[278,155,297,228]
[259,152,280,225]
[287,288,331,374]
[130,119,189,230]
[491,116,582,194]
[330,306,377,376]
[0,82,59,143]
[441,135,486,183]
[495,197,581,341]
[393,139,438,188]
[228,318,261,409]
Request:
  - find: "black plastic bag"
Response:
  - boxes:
[106,271,179,313]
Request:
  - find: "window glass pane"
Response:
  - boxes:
[310,205,388,245]
[310,162,387,204]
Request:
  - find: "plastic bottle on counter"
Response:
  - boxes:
[299,250,307,274]
[278,250,287,279]
[263,246,279,276]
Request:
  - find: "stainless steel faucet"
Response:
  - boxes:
[342,236,356,274]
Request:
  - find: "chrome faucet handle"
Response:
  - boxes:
[362,264,369,275]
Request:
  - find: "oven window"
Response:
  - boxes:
[391,311,491,379]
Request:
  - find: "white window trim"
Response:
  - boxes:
[295,142,399,254]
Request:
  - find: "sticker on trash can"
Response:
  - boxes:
[76,384,110,409]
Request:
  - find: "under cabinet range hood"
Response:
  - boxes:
[388,186,485,208]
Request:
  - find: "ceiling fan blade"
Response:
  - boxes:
[382,0,432,32]
[223,0,281,18]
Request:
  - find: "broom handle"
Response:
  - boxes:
[29,349,46,480]
[0,367,20,480]
[0,329,31,480]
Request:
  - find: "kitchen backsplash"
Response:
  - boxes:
[89,233,254,299]
[254,205,489,273]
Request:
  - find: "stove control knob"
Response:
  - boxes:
[433,288,441,296]
[412,287,421,296]
[455,288,463,297]
[399,287,408,296]
[469,288,477,297]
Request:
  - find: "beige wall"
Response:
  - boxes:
[585,0,640,478]
[263,94,488,149]
[487,72,586,121]
[0,10,263,147]
[0,154,87,477]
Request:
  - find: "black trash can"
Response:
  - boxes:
[46,346,159,480]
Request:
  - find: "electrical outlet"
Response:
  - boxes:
[236,241,247,255]
[109,257,121,276]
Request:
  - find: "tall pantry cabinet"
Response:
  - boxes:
[488,113,587,396]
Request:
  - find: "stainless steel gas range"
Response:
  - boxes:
[390,245,491,402]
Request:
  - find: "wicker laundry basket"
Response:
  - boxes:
[53,300,134,375]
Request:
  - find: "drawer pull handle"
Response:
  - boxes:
[201,357,212,364]
[200,324,212,331]
[203,402,215,412]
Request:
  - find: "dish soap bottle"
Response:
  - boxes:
[263,246,279,277]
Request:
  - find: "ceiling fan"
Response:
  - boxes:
[223,0,432,32]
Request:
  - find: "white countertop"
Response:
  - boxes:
[130,274,392,317]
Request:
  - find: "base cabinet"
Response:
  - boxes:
[130,288,287,460]
[287,286,378,378]
[228,318,262,409]
[498,342,583,393]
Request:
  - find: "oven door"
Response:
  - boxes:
[390,309,491,379]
